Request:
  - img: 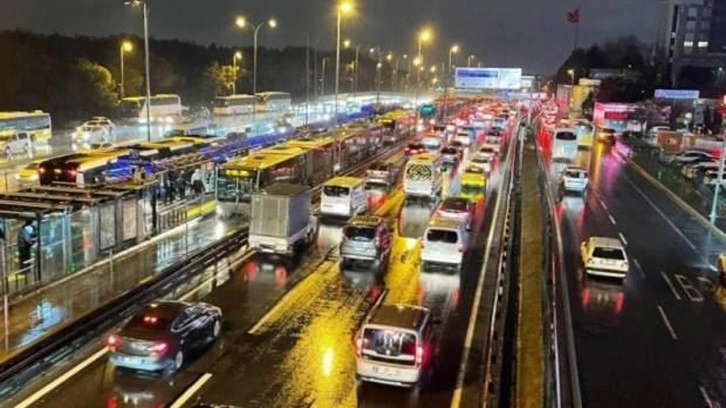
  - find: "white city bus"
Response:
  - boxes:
[120,94,183,123]
[213,94,255,115]
[552,128,579,162]
[0,111,52,143]
[256,92,292,112]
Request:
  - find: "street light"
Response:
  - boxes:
[344,39,361,97]
[235,15,277,121]
[335,1,354,123]
[448,44,459,85]
[124,0,152,141]
[232,51,242,95]
[467,54,476,67]
[416,28,433,90]
[567,68,575,85]
[119,40,133,99]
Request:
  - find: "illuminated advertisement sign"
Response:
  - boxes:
[455,67,523,90]
[654,89,700,99]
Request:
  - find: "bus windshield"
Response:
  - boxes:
[217,170,258,202]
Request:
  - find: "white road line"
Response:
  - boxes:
[15,347,109,408]
[622,174,699,251]
[599,199,609,211]
[450,136,510,407]
[657,305,678,340]
[699,385,714,408]
[607,213,617,225]
[660,271,682,301]
[618,232,628,246]
[169,372,213,408]
[632,258,646,280]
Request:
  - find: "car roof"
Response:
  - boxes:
[138,300,189,319]
[588,236,624,248]
[349,215,382,227]
[427,215,464,229]
[367,304,430,332]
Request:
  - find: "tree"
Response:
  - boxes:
[70,58,117,115]
[202,61,242,97]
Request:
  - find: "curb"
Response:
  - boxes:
[614,146,726,243]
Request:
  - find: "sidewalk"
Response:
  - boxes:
[0,214,246,363]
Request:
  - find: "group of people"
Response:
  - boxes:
[160,168,208,205]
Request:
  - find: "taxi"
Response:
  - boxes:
[16,160,43,185]
[459,165,486,202]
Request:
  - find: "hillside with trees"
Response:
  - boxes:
[0,30,383,123]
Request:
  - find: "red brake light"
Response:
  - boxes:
[149,341,168,356]
[69,169,77,177]
[416,345,425,366]
[39,167,46,174]
[107,334,121,350]
[458,244,465,253]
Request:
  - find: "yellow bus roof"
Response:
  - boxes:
[285,136,336,149]
[224,151,298,170]
[260,144,308,156]
[324,176,364,188]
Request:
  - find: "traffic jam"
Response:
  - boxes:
[14,98,521,408]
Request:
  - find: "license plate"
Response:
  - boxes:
[372,366,398,376]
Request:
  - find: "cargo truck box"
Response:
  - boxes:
[249,183,315,255]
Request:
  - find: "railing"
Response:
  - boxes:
[533,119,583,408]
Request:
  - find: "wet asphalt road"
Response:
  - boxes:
[15,131,513,408]
[545,140,726,407]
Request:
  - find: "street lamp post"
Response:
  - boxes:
[235,16,277,122]
[125,0,152,141]
[344,39,361,98]
[335,2,353,125]
[232,51,242,95]
[416,29,432,90]
[119,41,133,99]
[467,55,476,67]
[567,68,575,85]
[448,45,459,86]
[369,45,382,105]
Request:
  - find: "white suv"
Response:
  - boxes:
[421,216,469,271]
[560,166,589,193]
[581,236,629,279]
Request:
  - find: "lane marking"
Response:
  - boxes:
[699,385,714,408]
[618,232,628,246]
[598,199,609,211]
[169,372,213,408]
[657,305,678,340]
[622,174,699,251]
[607,213,617,225]
[451,131,511,407]
[632,258,645,280]
[660,271,681,301]
[15,347,109,408]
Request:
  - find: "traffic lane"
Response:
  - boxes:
[18,242,334,408]
[584,149,726,404]
[555,192,704,408]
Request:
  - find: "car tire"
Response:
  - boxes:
[172,350,184,372]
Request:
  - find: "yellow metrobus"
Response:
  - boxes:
[0,111,52,144]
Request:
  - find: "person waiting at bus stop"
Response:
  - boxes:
[17,219,37,274]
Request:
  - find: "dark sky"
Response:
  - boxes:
[0,0,659,74]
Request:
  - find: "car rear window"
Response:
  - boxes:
[441,198,469,212]
[361,328,417,366]
[565,170,586,178]
[426,229,459,243]
[408,143,424,149]
[323,185,349,197]
[592,247,625,260]
[125,312,172,332]
[344,226,376,241]
[442,147,457,154]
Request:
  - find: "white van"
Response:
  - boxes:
[355,304,437,387]
[320,176,368,217]
[421,216,469,271]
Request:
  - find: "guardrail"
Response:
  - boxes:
[0,126,419,399]
[0,228,248,397]
[532,121,583,408]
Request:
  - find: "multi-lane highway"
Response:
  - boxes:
[543,138,726,407]
[4,110,517,408]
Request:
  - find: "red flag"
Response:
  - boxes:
[567,7,580,24]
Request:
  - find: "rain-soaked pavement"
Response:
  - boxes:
[543,139,726,407]
[12,133,514,408]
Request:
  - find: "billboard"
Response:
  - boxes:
[654,89,700,100]
[455,67,522,90]
[579,78,602,86]
[520,75,535,89]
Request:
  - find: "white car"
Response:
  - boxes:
[436,197,473,230]
[421,216,469,271]
[470,153,493,172]
[86,117,116,133]
[560,166,589,193]
[702,169,726,186]
[479,144,499,157]
[682,161,719,179]
[581,236,629,279]
[662,150,716,166]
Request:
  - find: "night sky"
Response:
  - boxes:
[0,0,660,74]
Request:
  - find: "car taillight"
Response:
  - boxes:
[107,334,121,351]
[458,244,465,253]
[374,237,380,248]
[39,167,46,174]
[149,341,168,357]
[355,337,364,357]
[416,345,425,366]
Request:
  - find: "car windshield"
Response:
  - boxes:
[441,198,469,212]
[344,226,376,241]
[361,328,417,366]
[592,247,625,260]
[323,185,349,197]
[365,181,388,191]
[472,156,490,163]
[565,170,586,178]
[426,228,459,243]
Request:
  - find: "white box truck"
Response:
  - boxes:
[249,183,317,256]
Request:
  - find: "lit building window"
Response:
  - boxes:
[684,41,694,47]
[698,41,709,48]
